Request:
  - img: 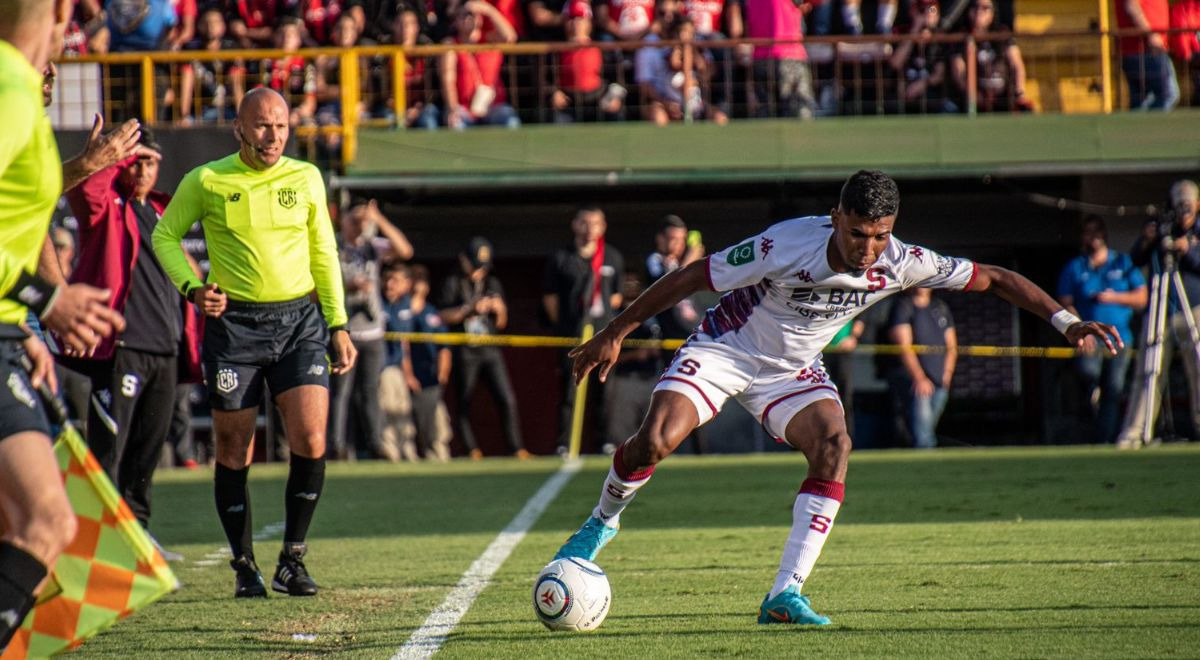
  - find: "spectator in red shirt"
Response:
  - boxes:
[1168,0,1200,107]
[300,0,345,45]
[1115,0,1179,110]
[260,17,317,124]
[228,0,282,48]
[439,1,521,128]
[165,0,198,50]
[598,0,656,41]
[552,0,626,122]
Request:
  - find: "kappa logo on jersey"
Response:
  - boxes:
[726,240,755,266]
[6,373,35,409]
[909,246,924,260]
[277,188,298,209]
[796,270,814,283]
[216,368,239,393]
[226,193,241,202]
[761,237,774,258]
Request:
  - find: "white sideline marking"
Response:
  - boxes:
[392,460,583,660]
[191,520,287,565]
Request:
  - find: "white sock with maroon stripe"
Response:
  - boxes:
[591,444,656,529]
[769,478,845,599]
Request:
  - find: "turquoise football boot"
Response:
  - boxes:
[553,517,618,561]
[757,586,832,625]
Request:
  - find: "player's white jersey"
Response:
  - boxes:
[700,215,977,370]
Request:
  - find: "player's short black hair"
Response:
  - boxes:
[382,259,410,277]
[575,205,603,219]
[838,170,900,220]
[1081,214,1106,234]
[658,214,686,233]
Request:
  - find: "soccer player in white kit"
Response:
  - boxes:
[554,170,1122,625]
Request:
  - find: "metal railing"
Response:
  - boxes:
[49,28,1198,167]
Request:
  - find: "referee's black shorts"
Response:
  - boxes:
[0,338,52,440]
[203,295,330,411]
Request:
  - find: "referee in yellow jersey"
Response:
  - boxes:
[153,88,356,599]
[0,0,127,649]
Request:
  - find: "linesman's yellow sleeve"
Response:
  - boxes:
[0,90,38,302]
[153,168,206,295]
[305,167,347,328]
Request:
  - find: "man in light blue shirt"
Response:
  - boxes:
[1057,215,1147,443]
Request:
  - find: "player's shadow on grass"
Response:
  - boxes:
[148,448,1200,544]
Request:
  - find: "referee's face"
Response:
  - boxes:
[236,92,290,170]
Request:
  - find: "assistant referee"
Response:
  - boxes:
[0,0,126,648]
[152,88,356,599]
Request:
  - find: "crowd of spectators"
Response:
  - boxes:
[69,0,1200,127]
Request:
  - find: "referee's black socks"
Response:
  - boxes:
[284,453,326,546]
[214,463,254,559]
[0,541,48,649]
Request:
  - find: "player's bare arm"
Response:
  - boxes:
[969,263,1122,354]
[569,259,711,384]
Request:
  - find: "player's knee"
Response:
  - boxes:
[817,431,852,465]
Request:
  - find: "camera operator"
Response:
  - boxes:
[1117,179,1200,448]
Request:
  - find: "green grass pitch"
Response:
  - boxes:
[77,445,1200,658]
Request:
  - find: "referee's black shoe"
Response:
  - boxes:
[272,543,318,596]
[230,554,268,598]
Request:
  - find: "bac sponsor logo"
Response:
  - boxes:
[277,188,298,209]
[726,240,755,266]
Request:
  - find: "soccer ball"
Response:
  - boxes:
[532,558,611,632]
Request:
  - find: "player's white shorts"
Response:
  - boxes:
[654,337,842,441]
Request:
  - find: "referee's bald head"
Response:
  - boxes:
[238,88,288,122]
[235,88,289,170]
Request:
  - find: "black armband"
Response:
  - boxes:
[329,325,348,334]
[4,271,60,319]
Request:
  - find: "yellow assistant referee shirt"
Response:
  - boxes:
[0,41,63,327]
[152,153,348,328]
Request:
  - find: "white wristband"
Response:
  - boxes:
[1050,310,1081,335]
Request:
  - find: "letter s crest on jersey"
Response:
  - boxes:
[726,240,756,266]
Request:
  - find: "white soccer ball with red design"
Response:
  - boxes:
[532,558,611,631]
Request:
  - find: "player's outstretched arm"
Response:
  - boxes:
[568,259,712,385]
[970,263,1123,354]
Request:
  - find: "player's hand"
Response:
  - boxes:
[191,283,227,317]
[22,335,58,395]
[913,376,935,398]
[406,373,423,392]
[568,326,623,385]
[1066,320,1122,356]
[330,329,357,375]
[81,115,142,173]
[43,283,125,356]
